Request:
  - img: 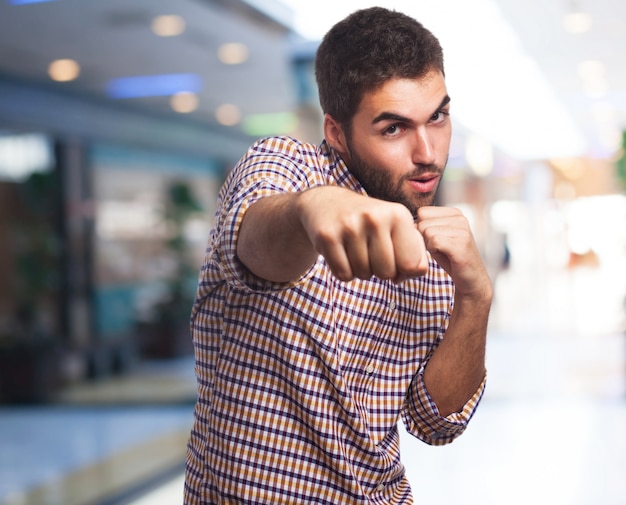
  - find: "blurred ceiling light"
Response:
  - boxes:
[151,14,185,37]
[48,58,80,82]
[215,103,242,126]
[170,91,198,113]
[563,11,592,34]
[465,135,494,176]
[217,43,249,65]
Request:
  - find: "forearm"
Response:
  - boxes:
[237,185,422,283]
[236,192,318,283]
[423,289,491,417]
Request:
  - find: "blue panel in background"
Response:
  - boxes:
[94,285,137,339]
[90,143,221,175]
[106,74,202,99]
[8,0,56,4]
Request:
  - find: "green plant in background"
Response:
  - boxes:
[9,171,62,344]
[0,169,63,403]
[138,179,203,358]
[157,180,203,324]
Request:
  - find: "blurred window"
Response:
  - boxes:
[90,144,220,349]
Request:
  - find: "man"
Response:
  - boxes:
[185,6,492,504]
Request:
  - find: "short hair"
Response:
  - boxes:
[315,7,444,129]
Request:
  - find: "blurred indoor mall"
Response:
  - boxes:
[0,0,624,504]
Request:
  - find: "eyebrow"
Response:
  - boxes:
[371,95,451,125]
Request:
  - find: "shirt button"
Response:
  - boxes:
[376,483,385,492]
[388,300,396,311]
[365,364,375,374]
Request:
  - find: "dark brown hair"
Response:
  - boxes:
[315,7,444,130]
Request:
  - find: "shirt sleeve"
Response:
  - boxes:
[401,365,487,446]
[212,136,319,292]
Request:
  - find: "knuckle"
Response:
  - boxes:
[373,264,396,280]
[352,265,371,280]
[332,265,353,282]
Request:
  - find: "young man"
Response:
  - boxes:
[185,7,492,504]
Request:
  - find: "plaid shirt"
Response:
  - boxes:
[185,136,485,504]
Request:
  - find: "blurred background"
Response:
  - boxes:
[0,0,624,504]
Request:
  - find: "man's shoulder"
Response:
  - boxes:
[249,135,322,159]
[233,136,347,189]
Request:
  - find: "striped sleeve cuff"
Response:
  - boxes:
[402,368,487,446]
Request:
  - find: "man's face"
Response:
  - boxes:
[340,70,452,216]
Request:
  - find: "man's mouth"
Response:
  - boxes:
[407,174,440,193]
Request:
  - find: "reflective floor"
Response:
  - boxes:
[0,359,196,505]
[403,259,626,505]
[1,257,625,505]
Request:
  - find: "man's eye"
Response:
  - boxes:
[431,110,449,124]
[383,124,402,136]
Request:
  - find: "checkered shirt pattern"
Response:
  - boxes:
[184,136,486,504]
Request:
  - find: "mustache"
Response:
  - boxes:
[403,164,443,179]
[404,155,449,179]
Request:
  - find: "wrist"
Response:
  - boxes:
[454,279,493,311]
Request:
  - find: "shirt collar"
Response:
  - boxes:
[319,139,366,195]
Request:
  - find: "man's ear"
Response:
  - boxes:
[323,114,350,160]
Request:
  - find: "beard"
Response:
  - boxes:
[346,142,446,217]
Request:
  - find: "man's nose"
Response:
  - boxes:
[412,127,436,165]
